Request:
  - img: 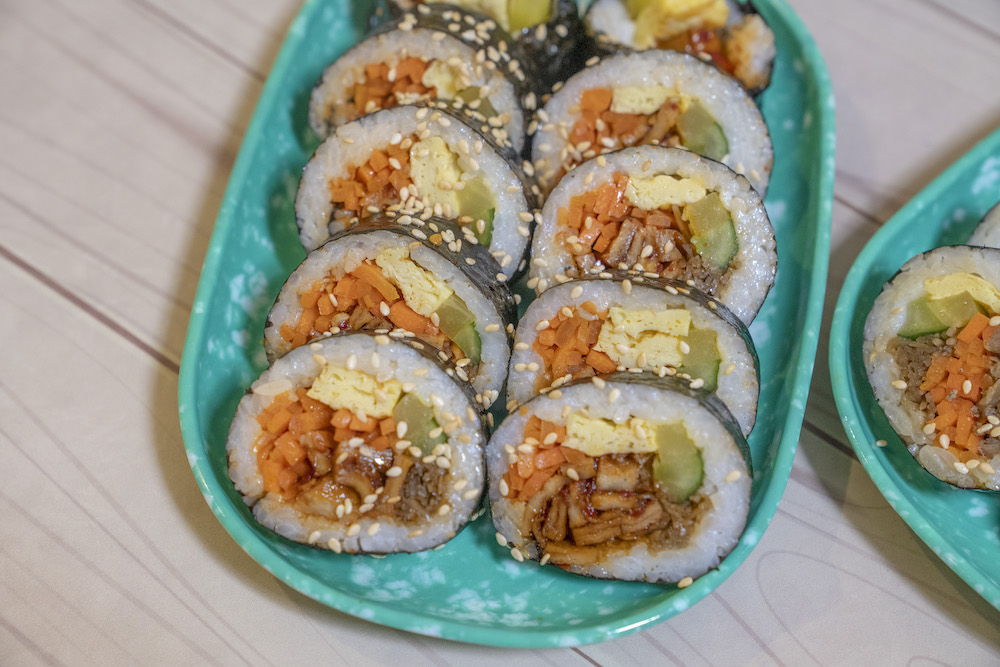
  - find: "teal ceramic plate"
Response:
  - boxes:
[178,0,834,647]
[830,127,1000,610]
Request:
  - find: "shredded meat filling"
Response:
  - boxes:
[513,446,709,566]
[252,389,451,525]
[557,172,725,294]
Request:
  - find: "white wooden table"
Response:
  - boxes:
[3,0,1000,663]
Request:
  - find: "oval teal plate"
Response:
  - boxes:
[178,0,834,647]
[830,127,1000,610]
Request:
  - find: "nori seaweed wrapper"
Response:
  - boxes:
[582,0,775,96]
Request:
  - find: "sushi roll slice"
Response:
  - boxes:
[529,145,776,324]
[295,104,538,277]
[385,1,587,92]
[529,50,773,195]
[864,245,1000,490]
[968,201,1000,247]
[488,373,752,583]
[309,4,532,152]
[585,0,776,95]
[264,213,516,400]
[227,333,488,553]
[506,275,759,435]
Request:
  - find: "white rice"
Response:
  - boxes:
[505,278,759,435]
[530,145,776,324]
[968,202,1000,247]
[863,245,1000,490]
[487,379,751,583]
[295,105,532,277]
[530,50,773,195]
[308,27,524,152]
[227,333,486,553]
[263,229,510,395]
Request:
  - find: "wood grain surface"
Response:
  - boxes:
[2,0,1000,663]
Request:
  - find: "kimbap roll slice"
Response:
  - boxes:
[264,213,516,399]
[227,333,488,553]
[506,275,759,435]
[585,0,776,94]
[295,105,537,277]
[488,373,752,583]
[864,245,1000,490]
[309,5,531,152]
[385,1,586,91]
[529,50,773,195]
[968,201,1000,247]
[529,145,776,324]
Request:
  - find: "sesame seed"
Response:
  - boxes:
[967,459,981,469]
[874,439,887,448]
[438,504,451,516]
[536,319,550,331]
[939,434,951,448]
[622,279,632,295]
[540,553,551,565]
[346,354,357,370]
[991,316,1000,326]
[922,423,936,435]
[608,388,620,403]
[981,462,996,474]
[992,427,1000,438]
[347,524,361,537]
[499,478,509,495]
[328,537,343,553]
[690,378,705,390]
[436,456,451,469]
[891,380,907,390]
[963,380,973,394]
[510,547,524,562]
[592,377,606,388]
[677,577,694,589]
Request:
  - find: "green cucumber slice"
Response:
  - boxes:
[679,327,721,392]
[392,393,446,455]
[676,99,729,162]
[653,422,704,504]
[683,192,738,270]
[452,323,482,365]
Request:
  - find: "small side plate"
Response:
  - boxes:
[830,127,1000,611]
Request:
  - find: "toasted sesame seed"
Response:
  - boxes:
[347,524,361,537]
[991,427,1000,438]
[438,504,451,516]
[346,354,357,370]
[981,462,996,474]
[991,316,1000,327]
[939,434,951,448]
[608,388,620,403]
[967,459,981,469]
[677,577,694,588]
[592,377,606,388]
[690,378,705,389]
[923,423,936,434]
[536,319,551,331]
[511,547,524,562]
[963,380,973,394]
[327,537,343,553]
[891,379,907,390]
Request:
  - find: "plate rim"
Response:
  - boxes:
[178,0,836,647]
[829,126,1000,611]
